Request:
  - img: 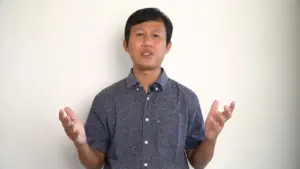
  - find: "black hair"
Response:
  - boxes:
[124,7,173,45]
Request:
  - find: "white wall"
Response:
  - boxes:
[0,0,299,169]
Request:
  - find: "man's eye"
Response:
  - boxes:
[153,34,160,37]
[136,33,144,36]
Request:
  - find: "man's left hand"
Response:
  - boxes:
[204,100,236,141]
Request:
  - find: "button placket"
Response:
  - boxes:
[141,92,153,168]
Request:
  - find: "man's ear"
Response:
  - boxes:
[166,41,172,53]
[123,39,129,53]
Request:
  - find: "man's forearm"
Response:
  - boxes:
[191,138,216,169]
[75,143,105,169]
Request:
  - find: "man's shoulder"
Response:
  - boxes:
[94,78,127,100]
[169,78,198,98]
[168,78,200,107]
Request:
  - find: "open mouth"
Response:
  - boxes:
[140,52,154,57]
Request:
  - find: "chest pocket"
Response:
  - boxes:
[155,103,187,163]
[156,103,187,149]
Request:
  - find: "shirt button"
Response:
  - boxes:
[145,118,149,122]
[157,120,160,123]
[144,163,148,167]
[144,140,148,144]
[146,97,150,100]
[155,87,158,91]
[136,88,139,91]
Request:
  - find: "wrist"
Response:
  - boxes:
[204,137,217,145]
[74,141,87,149]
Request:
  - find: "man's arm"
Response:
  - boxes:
[186,100,235,169]
[59,91,112,169]
[59,106,107,169]
[76,143,106,169]
[186,138,216,169]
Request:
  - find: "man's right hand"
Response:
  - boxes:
[59,107,106,169]
[59,107,87,147]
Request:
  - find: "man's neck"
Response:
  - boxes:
[132,66,161,92]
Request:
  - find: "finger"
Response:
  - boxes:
[64,107,77,121]
[214,113,226,127]
[64,126,75,140]
[65,121,75,135]
[69,122,79,140]
[208,100,219,117]
[229,101,236,111]
[62,116,71,129]
[59,109,67,122]
[208,117,222,133]
[224,105,233,120]
[59,109,70,129]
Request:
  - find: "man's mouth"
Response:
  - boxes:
[141,52,154,57]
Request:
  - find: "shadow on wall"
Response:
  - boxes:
[112,27,132,78]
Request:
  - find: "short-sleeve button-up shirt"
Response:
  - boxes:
[85,68,205,169]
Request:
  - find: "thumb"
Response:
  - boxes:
[208,100,219,117]
[64,107,77,121]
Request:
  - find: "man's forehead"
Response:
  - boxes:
[131,21,166,32]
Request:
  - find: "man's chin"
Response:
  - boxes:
[135,64,159,71]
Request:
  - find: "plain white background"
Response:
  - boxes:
[0,0,299,169]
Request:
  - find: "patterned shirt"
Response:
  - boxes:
[84,68,205,169]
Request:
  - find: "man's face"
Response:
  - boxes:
[123,20,171,71]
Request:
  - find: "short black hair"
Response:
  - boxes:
[124,7,173,45]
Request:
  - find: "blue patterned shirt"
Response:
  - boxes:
[84,68,205,169]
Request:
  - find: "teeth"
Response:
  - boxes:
[142,52,151,56]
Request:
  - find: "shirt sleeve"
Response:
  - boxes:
[185,93,205,150]
[84,91,112,152]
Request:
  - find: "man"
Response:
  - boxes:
[59,7,235,169]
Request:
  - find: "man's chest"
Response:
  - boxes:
[106,92,189,159]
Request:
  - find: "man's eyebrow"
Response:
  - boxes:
[131,28,165,33]
[153,28,165,32]
[132,27,144,31]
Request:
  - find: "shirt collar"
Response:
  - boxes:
[125,68,169,90]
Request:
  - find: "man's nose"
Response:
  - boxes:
[142,35,153,47]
